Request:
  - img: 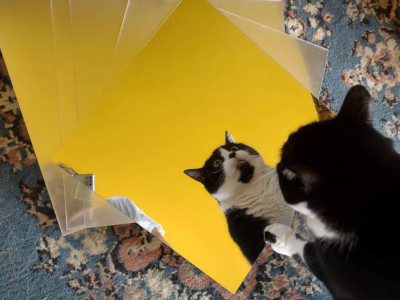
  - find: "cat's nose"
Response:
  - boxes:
[229,152,236,159]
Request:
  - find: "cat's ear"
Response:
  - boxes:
[184,168,205,183]
[225,131,236,144]
[338,85,372,124]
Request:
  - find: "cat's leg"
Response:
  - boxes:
[264,223,307,259]
[265,225,336,295]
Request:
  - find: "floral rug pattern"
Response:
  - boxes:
[1,1,399,299]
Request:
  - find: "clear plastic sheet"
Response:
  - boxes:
[212,3,328,98]
[68,0,128,123]
[48,0,184,232]
[50,0,132,232]
[208,0,285,31]
[2,0,327,233]
[0,0,134,235]
[51,0,327,292]
[107,0,183,91]
[0,0,328,292]
[0,0,328,236]
[50,0,79,145]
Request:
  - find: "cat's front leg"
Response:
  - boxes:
[264,223,307,259]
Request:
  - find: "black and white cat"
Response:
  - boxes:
[264,85,400,299]
[184,132,293,264]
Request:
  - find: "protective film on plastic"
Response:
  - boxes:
[0,0,68,233]
[0,0,328,293]
[64,173,133,231]
[50,0,182,232]
[0,0,134,235]
[209,2,328,98]
[107,0,182,91]
[50,0,79,143]
[51,0,323,293]
[68,0,128,123]
[50,0,119,231]
[208,0,285,32]
[50,0,136,233]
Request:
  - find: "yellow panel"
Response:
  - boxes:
[69,0,128,123]
[0,0,136,236]
[0,0,59,164]
[51,0,79,144]
[217,9,327,99]
[53,0,317,293]
[106,0,182,92]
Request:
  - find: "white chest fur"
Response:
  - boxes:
[215,168,294,225]
[290,202,338,239]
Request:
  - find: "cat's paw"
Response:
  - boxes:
[264,223,299,257]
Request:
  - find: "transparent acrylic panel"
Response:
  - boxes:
[216,8,328,98]
[107,0,182,90]
[208,0,284,31]
[1,0,328,293]
[52,0,182,231]
[69,0,128,123]
[51,0,137,231]
[0,0,134,235]
[52,0,320,292]
[50,0,79,144]
[63,170,133,231]
[0,0,67,232]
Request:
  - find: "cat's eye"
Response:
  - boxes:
[230,146,239,152]
[213,159,222,167]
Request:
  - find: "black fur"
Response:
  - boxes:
[278,85,400,299]
[225,208,269,264]
[238,161,255,183]
[221,142,259,156]
[264,231,277,244]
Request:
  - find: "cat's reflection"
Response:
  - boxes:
[184,131,294,264]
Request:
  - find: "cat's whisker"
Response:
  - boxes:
[216,173,225,187]
[251,167,272,175]
[253,168,276,177]
[252,169,277,184]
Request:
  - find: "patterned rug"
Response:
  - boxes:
[1,1,399,299]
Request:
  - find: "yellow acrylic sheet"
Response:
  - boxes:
[51,0,315,233]
[51,0,286,144]
[0,0,329,293]
[216,7,327,98]
[106,0,184,92]
[0,0,134,235]
[51,0,185,143]
[50,0,133,231]
[51,0,184,230]
[68,0,128,124]
[52,0,323,293]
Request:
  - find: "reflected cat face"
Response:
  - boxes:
[184,132,265,198]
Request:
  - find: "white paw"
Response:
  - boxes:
[264,223,299,257]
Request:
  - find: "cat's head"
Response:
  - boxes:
[184,132,265,201]
[277,85,398,234]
